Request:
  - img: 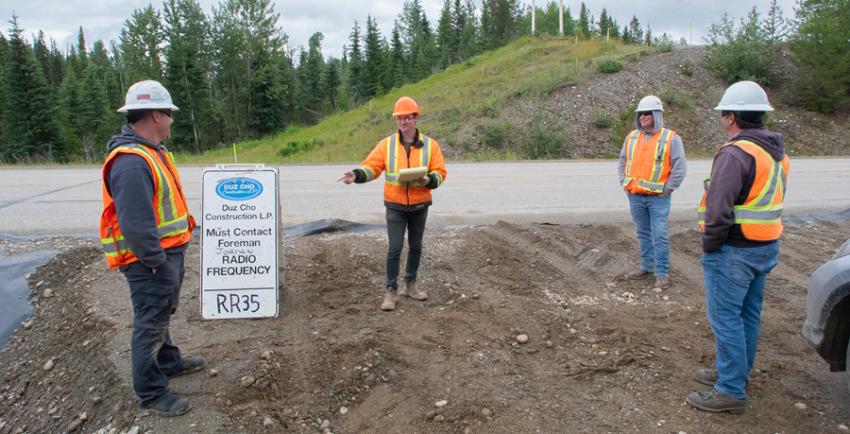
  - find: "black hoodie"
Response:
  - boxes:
[104,125,187,269]
[701,127,786,253]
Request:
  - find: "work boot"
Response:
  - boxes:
[627,269,653,280]
[165,356,206,378]
[694,367,718,386]
[381,287,398,311]
[405,279,428,301]
[141,393,192,417]
[654,275,670,289]
[686,389,746,414]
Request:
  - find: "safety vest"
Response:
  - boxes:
[360,132,447,206]
[698,140,790,241]
[100,143,195,269]
[622,128,675,194]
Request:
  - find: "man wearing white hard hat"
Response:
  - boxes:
[688,81,789,414]
[618,95,687,289]
[99,80,203,417]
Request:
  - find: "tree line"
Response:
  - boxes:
[703,0,850,113]
[0,0,660,163]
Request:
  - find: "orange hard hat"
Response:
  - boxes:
[392,96,420,117]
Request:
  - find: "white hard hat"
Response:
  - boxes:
[635,95,663,112]
[117,80,179,113]
[714,80,773,112]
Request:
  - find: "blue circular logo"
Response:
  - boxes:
[216,177,263,201]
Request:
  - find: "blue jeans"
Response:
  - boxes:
[701,242,779,398]
[121,251,185,405]
[627,194,671,276]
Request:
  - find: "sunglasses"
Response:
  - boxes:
[638,111,653,117]
[396,115,417,122]
[156,110,173,118]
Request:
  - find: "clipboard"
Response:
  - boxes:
[398,167,427,182]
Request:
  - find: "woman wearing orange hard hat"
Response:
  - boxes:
[339,96,448,311]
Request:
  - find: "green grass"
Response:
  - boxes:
[181,37,644,164]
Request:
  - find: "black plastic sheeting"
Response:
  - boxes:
[283,219,384,238]
[0,252,53,348]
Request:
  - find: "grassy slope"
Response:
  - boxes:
[181,36,646,165]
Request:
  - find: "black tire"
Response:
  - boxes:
[844,339,850,393]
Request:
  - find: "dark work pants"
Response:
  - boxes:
[386,207,428,289]
[121,251,185,406]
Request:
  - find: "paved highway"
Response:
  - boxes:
[0,158,848,236]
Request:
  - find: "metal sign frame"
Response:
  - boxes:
[200,164,280,319]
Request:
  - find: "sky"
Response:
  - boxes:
[3,0,797,59]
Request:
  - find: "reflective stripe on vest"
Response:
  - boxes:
[697,140,789,241]
[384,133,432,185]
[622,128,673,193]
[100,144,192,262]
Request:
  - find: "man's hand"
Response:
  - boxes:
[338,171,355,184]
[418,175,430,186]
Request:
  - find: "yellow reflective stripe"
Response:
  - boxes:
[116,144,177,223]
[648,129,671,183]
[385,135,399,182]
[421,134,431,169]
[157,215,190,238]
[360,166,376,181]
[623,130,639,178]
[136,146,177,223]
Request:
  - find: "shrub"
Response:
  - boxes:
[597,59,623,73]
[278,138,324,158]
[703,9,780,86]
[475,119,512,148]
[680,60,694,77]
[521,113,568,159]
[591,108,614,128]
[661,88,691,110]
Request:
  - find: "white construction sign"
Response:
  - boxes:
[200,165,279,319]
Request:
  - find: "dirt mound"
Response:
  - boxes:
[2,220,849,433]
[519,46,850,158]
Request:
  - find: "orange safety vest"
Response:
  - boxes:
[100,143,195,269]
[359,131,448,206]
[698,140,790,241]
[622,128,676,194]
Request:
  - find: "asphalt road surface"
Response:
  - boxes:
[0,158,848,236]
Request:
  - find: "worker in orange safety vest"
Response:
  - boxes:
[618,95,687,290]
[338,96,448,311]
[687,80,789,415]
[100,80,204,417]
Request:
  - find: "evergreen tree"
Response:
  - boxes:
[164,0,213,152]
[578,2,591,38]
[76,62,112,162]
[791,0,850,112]
[624,16,643,44]
[300,32,326,123]
[347,21,365,106]
[388,23,406,89]
[119,5,164,83]
[762,0,789,45]
[3,16,63,162]
[322,58,341,112]
[436,0,454,68]
[364,16,385,97]
[644,25,653,46]
[457,0,480,58]
[0,34,7,147]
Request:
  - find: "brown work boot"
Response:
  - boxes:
[654,275,670,289]
[694,367,718,386]
[405,279,428,301]
[686,389,746,414]
[627,269,653,280]
[381,287,398,311]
